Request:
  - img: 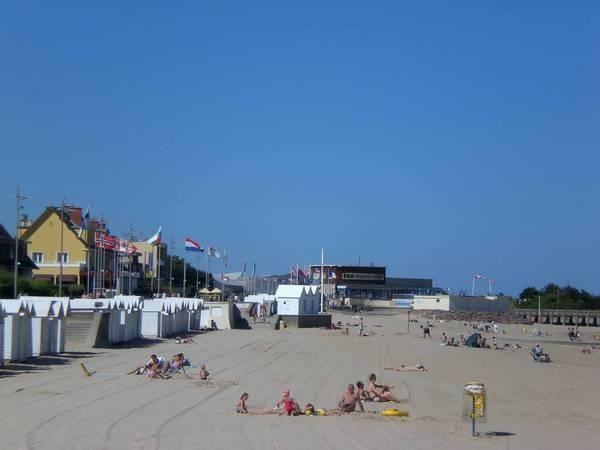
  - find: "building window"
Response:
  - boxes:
[32,252,44,264]
[57,252,69,264]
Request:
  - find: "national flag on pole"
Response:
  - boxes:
[184,237,204,252]
[474,274,486,280]
[207,245,221,258]
[147,226,162,245]
[77,205,90,238]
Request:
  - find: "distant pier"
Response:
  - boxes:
[517,309,600,327]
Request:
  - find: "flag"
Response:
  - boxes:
[147,226,162,245]
[95,232,118,250]
[77,205,90,238]
[221,273,229,282]
[297,268,305,277]
[184,237,204,252]
[474,274,486,280]
[208,245,221,258]
[329,270,336,279]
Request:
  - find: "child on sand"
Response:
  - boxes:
[277,389,301,415]
[199,364,209,380]
[236,393,249,414]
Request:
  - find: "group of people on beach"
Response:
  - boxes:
[235,373,405,416]
[130,352,191,379]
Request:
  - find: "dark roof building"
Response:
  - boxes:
[0,223,37,277]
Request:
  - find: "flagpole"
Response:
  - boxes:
[58,198,65,297]
[196,254,200,297]
[92,232,97,295]
[320,248,324,314]
[471,276,475,296]
[169,237,174,295]
[183,253,187,297]
[206,251,210,289]
[157,242,161,296]
[85,225,90,295]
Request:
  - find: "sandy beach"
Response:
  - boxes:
[1,311,599,450]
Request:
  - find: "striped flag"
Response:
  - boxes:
[184,237,204,252]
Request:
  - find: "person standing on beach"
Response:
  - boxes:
[279,317,285,334]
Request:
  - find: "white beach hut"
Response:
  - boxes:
[19,296,71,356]
[1,300,33,362]
[109,295,142,344]
[0,302,5,363]
[276,285,321,315]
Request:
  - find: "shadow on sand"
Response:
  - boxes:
[483,431,516,438]
[0,351,101,378]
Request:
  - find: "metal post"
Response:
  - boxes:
[320,248,324,314]
[59,198,65,297]
[471,395,476,436]
[183,253,187,297]
[169,237,174,294]
[13,187,30,298]
[157,243,161,295]
[538,295,541,323]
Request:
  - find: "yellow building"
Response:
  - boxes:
[19,206,89,286]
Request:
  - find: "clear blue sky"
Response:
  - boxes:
[1,1,599,296]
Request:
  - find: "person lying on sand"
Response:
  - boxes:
[368,374,406,403]
[384,364,427,372]
[277,390,301,416]
[338,384,364,413]
[236,393,249,414]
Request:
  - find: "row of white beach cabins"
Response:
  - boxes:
[0,295,227,363]
[1,286,323,364]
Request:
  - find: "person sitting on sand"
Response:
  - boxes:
[199,364,210,380]
[531,343,550,362]
[303,403,315,415]
[168,353,184,374]
[338,384,364,413]
[147,355,168,379]
[441,332,447,344]
[356,381,369,401]
[129,354,160,375]
[367,374,405,403]
[236,393,249,414]
[277,390,301,416]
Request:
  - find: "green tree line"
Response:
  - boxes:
[517,283,600,310]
